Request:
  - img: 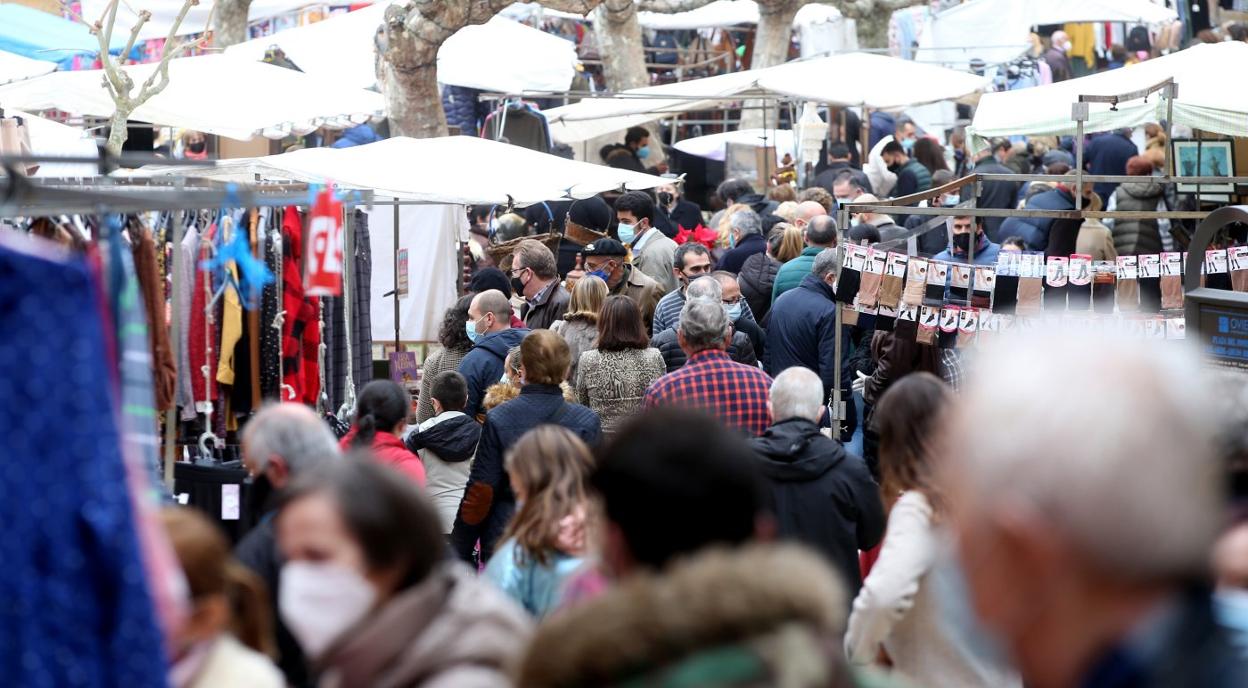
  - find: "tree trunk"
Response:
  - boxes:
[106,107,134,157]
[213,0,253,48]
[740,0,799,131]
[593,0,649,92]
[379,9,447,139]
[853,9,891,50]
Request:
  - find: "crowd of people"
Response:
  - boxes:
[148,136,1248,687]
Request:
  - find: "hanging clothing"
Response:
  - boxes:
[0,233,169,687]
[260,211,282,400]
[175,223,200,419]
[188,226,219,411]
[131,223,177,411]
[281,206,316,403]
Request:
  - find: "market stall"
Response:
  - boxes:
[77,0,329,40]
[226,8,578,93]
[0,53,384,140]
[0,49,56,85]
[914,0,1178,68]
[541,52,990,144]
[968,41,1248,148]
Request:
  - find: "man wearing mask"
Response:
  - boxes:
[602,126,666,175]
[934,215,1001,266]
[832,170,872,208]
[1044,30,1073,82]
[235,404,342,688]
[615,191,678,293]
[880,140,933,199]
[903,169,962,256]
[867,118,917,198]
[971,138,1021,242]
[510,239,570,330]
[714,270,765,361]
[570,239,664,334]
[458,290,529,418]
[813,142,856,193]
[653,242,759,334]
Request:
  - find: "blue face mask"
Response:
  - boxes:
[587,262,613,282]
[637,145,650,159]
[944,194,961,207]
[1214,589,1248,641]
[724,302,743,321]
[729,232,737,249]
[617,222,636,244]
[901,137,915,153]
[465,320,479,344]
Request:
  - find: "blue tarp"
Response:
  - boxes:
[0,4,131,69]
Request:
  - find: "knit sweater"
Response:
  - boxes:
[845,492,1021,688]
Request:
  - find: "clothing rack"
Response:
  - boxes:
[0,159,375,490]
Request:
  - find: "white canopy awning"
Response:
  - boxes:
[127,136,670,205]
[544,52,990,143]
[503,1,843,30]
[915,0,1178,68]
[227,6,577,93]
[672,128,795,162]
[0,54,384,140]
[10,109,100,178]
[0,49,55,86]
[78,0,319,40]
[968,42,1248,150]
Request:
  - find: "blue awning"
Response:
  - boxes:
[0,4,131,68]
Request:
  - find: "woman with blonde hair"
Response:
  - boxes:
[484,427,596,618]
[775,223,806,263]
[161,507,283,688]
[716,202,751,252]
[846,373,1020,687]
[550,275,607,382]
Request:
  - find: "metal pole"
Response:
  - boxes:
[1073,102,1087,211]
[1196,128,1204,207]
[832,206,850,430]
[164,209,183,490]
[1163,83,1176,178]
[393,200,400,352]
[860,106,871,166]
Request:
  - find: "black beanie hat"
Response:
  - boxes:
[567,196,613,234]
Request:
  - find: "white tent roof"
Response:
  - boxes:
[0,49,55,86]
[78,0,319,40]
[672,128,795,162]
[545,52,990,143]
[915,0,1177,68]
[127,136,669,205]
[227,6,577,93]
[502,1,842,29]
[968,42,1248,150]
[11,109,100,178]
[0,54,383,140]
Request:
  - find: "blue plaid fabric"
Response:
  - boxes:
[644,349,773,436]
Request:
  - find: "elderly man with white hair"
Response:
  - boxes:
[944,332,1248,688]
[643,291,773,437]
[750,366,884,595]
[716,207,767,274]
[234,403,342,688]
[650,275,758,373]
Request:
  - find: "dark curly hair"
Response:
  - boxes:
[439,294,474,351]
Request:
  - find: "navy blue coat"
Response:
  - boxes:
[450,384,601,563]
[1085,131,1138,201]
[998,186,1075,251]
[717,232,768,274]
[458,327,530,418]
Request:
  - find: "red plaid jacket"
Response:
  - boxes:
[643,349,772,437]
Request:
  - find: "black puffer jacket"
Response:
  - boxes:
[738,252,780,323]
[651,327,757,373]
[1112,180,1167,255]
[405,414,481,463]
[749,418,885,594]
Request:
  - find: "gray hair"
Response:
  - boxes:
[948,331,1224,580]
[770,367,824,423]
[678,297,730,353]
[685,275,722,302]
[812,248,840,281]
[729,208,762,237]
[242,403,340,476]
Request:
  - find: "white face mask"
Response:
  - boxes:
[279,560,377,659]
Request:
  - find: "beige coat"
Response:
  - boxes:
[632,230,679,294]
[186,635,284,688]
[320,563,532,688]
[1075,219,1119,262]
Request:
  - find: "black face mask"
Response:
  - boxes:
[186,140,206,154]
[952,231,981,252]
[510,272,527,296]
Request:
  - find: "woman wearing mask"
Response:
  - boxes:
[416,295,474,424]
[161,508,283,688]
[846,373,1021,687]
[484,426,595,617]
[277,459,532,686]
[575,296,665,435]
[550,275,607,382]
[341,380,426,485]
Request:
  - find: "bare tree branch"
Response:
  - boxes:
[121,10,152,63]
[829,0,926,20]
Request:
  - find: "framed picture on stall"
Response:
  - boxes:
[1172,138,1236,197]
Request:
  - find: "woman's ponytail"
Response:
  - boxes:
[224,560,276,657]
